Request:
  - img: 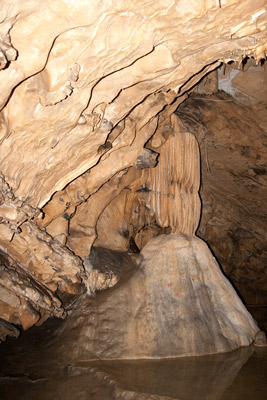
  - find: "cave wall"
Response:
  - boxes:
[0,0,267,338]
[177,64,267,329]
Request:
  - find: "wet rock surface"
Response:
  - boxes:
[55,235,259,360]
[0,309,266,400]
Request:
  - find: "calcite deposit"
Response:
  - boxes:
[175,65,267,330]
[57,234,258,360]
[0,0,266,350]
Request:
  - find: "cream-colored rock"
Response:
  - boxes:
[0,249,66,329]
[0,221,85,294]
[148,115,200,234]
[254,331,267,347]
[89,114,201,253]
[218,62,267,105]
[0,0,266,336]
[194,69,218,95]
[0,0,266,209]
[68,168,143,257]
[0,284,20,308]
[0,224,14,242]
[62,234,259,359]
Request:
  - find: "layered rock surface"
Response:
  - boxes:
[58,234,259,359]
[0,0,266,339]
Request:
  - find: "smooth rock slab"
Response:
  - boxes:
[69,234,259,360]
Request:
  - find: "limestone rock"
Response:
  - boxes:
[0,249,65,331]
[61,234,259,360]
[218,61,267,105]
[84,246,138,295]
[254,331,267,347]
[68,168,144,257]
[0,0,266,334]
[148,115,201,234]
[176,78,267,326]
[0,318,19,343]
[87,114,201,254]
[0,0,266,209]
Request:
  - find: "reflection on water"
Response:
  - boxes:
[0,318,266,400]
[76,346,266,400]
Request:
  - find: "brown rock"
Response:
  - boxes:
[176,86,267,312]
[0,318,19,343]
[0,0,266,334]
[62,234,258,360]
[254,331,267,347]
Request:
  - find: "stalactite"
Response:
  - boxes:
[148,115,201,235]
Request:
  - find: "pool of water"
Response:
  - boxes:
[0,318,266,400]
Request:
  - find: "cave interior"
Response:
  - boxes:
[0,1,267,399]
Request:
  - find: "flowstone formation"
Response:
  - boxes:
[58,234,259,360]
[54,111,259,359]
[0,0,266,345]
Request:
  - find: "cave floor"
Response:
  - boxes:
[0,317,266,400]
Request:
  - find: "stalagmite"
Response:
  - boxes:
[57,234,259,359]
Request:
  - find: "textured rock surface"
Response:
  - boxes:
[176,71,267,331]
[147,116,200,234]
[0,0,266,337]
[0,0,266,207]
[58,234,259,359]
[0,249,67,334]
[85,246,139,295]
[72,114,201,255]
[218,60,267,105]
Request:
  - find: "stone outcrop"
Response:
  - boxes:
[58,234,259,359]
[0,174,85,334]
[84,246,139,295]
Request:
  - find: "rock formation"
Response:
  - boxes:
[57,234,258,360]
[0,325,257,400]
[176,64,267,331]
[147,116,201,235]
[0,0,266,350]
